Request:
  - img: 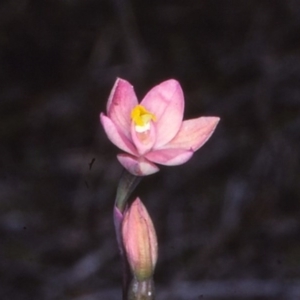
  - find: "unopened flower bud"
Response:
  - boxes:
[122,198,158,281]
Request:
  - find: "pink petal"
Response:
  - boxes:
[100,113,137,155]
[117,154,159,176]
[145,148,193,166]
[130,122,156,155]
[165,117,220,151]
[106,78,138,138]
[141,79,184,148]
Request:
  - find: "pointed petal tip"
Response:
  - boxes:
[205,116,220,132]
[103,77,139,146]
[114,77,131,86]
[99,111,105,122]
[155,78,183,99]
[158,78,180,87]
[133,196,141,204]
[205,116,221,133]
[162,116,220,152]
[106,78,136,113]
[210,116,221,125]
[99,112,108,128]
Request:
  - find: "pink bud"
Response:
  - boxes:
[122,198,158,281]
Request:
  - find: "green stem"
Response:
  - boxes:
[115,169,142,213]
[128,278,155,300]
[114,169,142,300]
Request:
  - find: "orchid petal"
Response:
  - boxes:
[107,78,138,138]
[145,148,193,166]
[117,154,159,176]
[100,113,137,155]
[130,122,156,155]
[141,79,184,148]
[165,117,220,151]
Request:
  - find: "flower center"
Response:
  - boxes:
[131,105,156,133]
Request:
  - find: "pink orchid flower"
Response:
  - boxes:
[100,78,220,176]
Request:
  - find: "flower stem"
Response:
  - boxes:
[128,277,155,300]
[115,169,142,213]
[114,169,142,300]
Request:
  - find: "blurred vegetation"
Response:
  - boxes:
[1,0,300,299]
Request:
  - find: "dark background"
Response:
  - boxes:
[1,1,300,299]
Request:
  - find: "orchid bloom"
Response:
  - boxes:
[100,78,220,176]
